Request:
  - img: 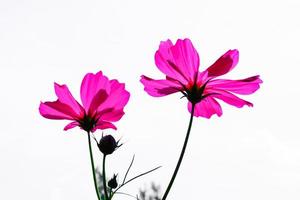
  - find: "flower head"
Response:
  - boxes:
[39,71,130,132]
[141,38,262,118]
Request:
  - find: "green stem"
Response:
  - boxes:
[87,132,102,200]
[161,103,196,200]
[102,155,109,200]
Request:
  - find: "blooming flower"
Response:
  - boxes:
[39,71,130,132]
[141,38,262,118]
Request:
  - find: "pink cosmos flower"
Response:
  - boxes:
[39,71,130,132]
[141,38,262,118]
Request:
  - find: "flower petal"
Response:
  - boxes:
[140,75,182,97]
[88,89,108,116]
[54,83,84,117]
[188,97,223,118]
[100,109,125,122]
[64,121,80,131]
[39,101,79,120]
[80,71,109,112]
[170,39,200,80]
[155,39,199,84]
[98,80,130,112]
[208,89,253,108]
[207,75,262,95]
[92,121,117,132]
[206,49,239,77]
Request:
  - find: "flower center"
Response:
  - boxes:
[79,114,97,132]
[185,80,210,104]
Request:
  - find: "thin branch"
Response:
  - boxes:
[122,155,135,184]
[123,166,161,188]
[115,192,139,200]
[113,166,162,196]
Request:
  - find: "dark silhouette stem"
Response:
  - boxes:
[161,103,195,200]
[87,132,101,200]
[102,155,109,200]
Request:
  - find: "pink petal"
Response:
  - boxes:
[98,79,130,112]
[208,89,253,108]
[207,75,262,95]
[140,75,182,97]
[88,89,108,116]
[195,71,209,86]
[80,71,109,112]
[92,121,117,132]
[155,39,199,84]
[206,49,239,77]
[100,109,125,122]
[54,83,84,117]
[188,97,222,118]
[170,39,200,80]
[39,101,79,120]
[64,121,80,131]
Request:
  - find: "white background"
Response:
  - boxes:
[1,0,300,199]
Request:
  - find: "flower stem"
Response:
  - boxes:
[102,155,110,200]
[161,103,195,200]
[87,132,102,200]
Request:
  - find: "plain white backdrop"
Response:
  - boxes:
[1,0,300,199]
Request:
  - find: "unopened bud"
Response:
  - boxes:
[108,174,118,189]
[98,135,118,155]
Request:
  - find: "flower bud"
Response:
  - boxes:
[98,135,118,155]
[108,174,118,189]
